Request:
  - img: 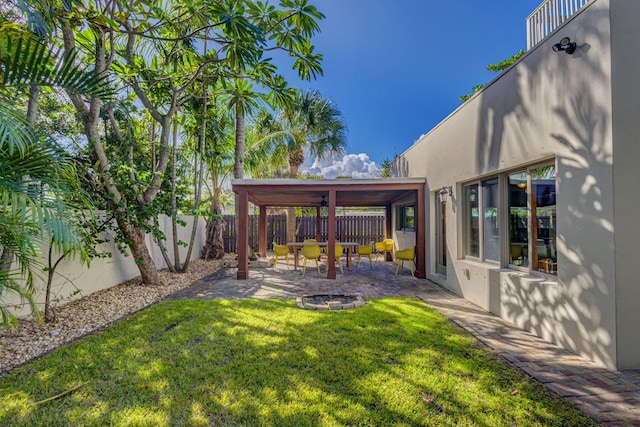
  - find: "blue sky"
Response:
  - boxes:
[279,0,543,177]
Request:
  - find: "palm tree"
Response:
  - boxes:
[276,89,348,242]
[0,27,108,324]
[281,89,348,178]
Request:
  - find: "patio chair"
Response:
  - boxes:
[357,244,374,269]
[303,238,322,259]
[273,242,290,270]
[332,244,344,274]
[395,246,416,276]
[302,244,323,275]
[510,244,523,265]
[374,239,394,263]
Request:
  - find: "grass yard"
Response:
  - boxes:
[0,297,596,426]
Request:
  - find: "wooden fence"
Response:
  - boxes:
[223,214,385,253]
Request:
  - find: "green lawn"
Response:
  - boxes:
[0,298,596,426]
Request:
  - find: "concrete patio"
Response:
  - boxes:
[167,257,640,426]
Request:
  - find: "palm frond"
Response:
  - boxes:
[0,102,36,155]
[0,31,115,99]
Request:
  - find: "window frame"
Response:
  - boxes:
[462,178,500,264]
[503,159,558,278]
[462,182,480,260]
[395,203,415,232]
[461,160,557,277]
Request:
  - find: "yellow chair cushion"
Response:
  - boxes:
[357,245,372,255]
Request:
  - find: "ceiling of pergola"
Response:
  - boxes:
[231,178,426,208]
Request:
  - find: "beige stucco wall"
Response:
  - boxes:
[610,0,640,370]
[394,0,637,369]
[9,215,206,319]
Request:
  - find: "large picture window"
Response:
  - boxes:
[463,162,557,276]
[508,164,557,275]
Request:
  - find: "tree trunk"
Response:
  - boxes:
[286,151,303,242]
[286,208,297,243]
[183,75,208,271]
[234,100,245,256]
[202,189,226,260]
[61,22,164,287]
[26,84,39,123]
[171,117,181,271]
[155,235,176,273]
[117,216,161,285]
[234,103,245,180]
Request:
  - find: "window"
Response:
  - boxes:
[482,178,500,262]
[508,164,557,275]
[508,172,529,268]
[463,162,557,276]
[396,204,415,231]
[531,165,557,274]
[464,184,479,257]
[463,178,499,261]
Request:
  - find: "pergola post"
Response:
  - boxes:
[415,186,426,279]
[237,189,249,280]
[315,207,321,241]
[326,190,337,279]
[385,205,393,261]
[258,205,267,257]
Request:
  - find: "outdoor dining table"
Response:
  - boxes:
[286,241,359,271]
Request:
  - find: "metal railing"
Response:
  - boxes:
[526,0,593,49]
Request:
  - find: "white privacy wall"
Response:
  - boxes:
[9,215,206,319]
[394,0,640,369]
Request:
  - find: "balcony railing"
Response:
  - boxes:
[526,0,593,49]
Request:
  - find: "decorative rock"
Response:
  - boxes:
[328,302,343,310]
[0,258,224,373]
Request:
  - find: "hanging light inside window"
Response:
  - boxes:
[320,195,328,207]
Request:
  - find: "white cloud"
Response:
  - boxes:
[303,153,380,179]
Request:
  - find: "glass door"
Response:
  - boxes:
[435,194,447,276]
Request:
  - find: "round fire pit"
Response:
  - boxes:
[296,294,365,310]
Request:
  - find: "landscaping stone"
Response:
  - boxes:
[0,258,225,374]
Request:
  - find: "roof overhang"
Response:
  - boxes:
[231,178,426,207]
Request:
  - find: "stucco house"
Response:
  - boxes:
[392,0,640,370]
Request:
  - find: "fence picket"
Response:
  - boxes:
[221,214,385,253]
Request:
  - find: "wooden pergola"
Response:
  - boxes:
[231,178,427,280]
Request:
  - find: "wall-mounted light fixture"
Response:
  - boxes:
[552,37,577,54]
[439,186,453,203]
[320,195,328,208]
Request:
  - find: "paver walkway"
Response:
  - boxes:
[167,259,640,426]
